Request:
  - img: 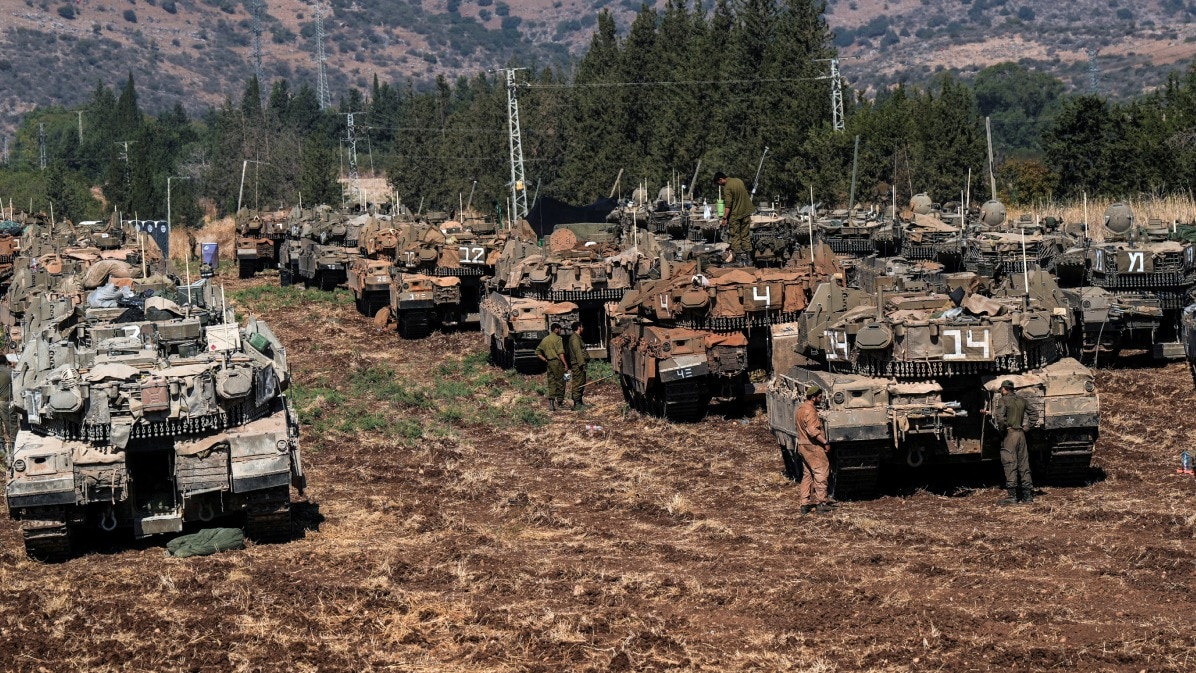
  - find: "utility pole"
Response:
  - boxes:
[314,0,331,110]
[167,175,191,235]
[38,123,47,170]
[343,112,360,204]
[251,0,265,89]
[2,136,7,165]
[76,111,84,144]
[495,67,529,223]
[1086,48,1101,95]
[114,140,136,164]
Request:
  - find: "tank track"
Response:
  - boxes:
[238,259,256,279]
[398,310,432,339]
[648,379,708,423]
[512,348,544,375]
[22,523,72,563]
[1036,440,1095,486]
[831,465,880,501]
[245,488,293,544]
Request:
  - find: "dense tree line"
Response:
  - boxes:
[5,0,1196,225]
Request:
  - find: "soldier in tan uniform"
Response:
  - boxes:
[795,385,833,515]
[566,322,589,410]
[535,323,567,411]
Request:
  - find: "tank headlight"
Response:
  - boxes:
[662,341,673,353]
[12,459,25,472]
[276,439,290,453]
[1085,381,1095,392]
[833,392,845,405]
[402,282,410,290]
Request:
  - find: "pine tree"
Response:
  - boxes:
[301,134,340,206]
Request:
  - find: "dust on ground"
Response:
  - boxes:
[1,269,1194,672]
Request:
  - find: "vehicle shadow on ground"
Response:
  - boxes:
[871,462,1108,499]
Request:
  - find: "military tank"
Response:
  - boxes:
[963,212,1074,277]
[898,194,964,265]
[385,272,463,339]
[5,273,304,561]
[609,251,839,421]
[1055,204,1196,360]
[235,209,289,279]
[392,219,506,328]
[766,270,1098,499]
[491,225,650,357]
[814,207,898,258]
[480,292,581,373]
[346,256,394,317]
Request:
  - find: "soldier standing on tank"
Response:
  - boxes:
[795,385,834,515]
[714,172,755,266]
[567,322,589,410]
[983,380,1038,505]
[535,323,567,412]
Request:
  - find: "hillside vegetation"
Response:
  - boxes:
[0,0,1192,131]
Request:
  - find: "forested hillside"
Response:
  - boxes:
[0,0,1191,134]
[3,1,1196,228]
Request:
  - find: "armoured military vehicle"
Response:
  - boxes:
[609,251,839,421]
[1183,303,1196,384]
[963,212,1073,277]
[491,225,651,356]
[385,272,463,338]
[481,292,581,373]
[235,210,288,278]
[5,273,304,561]
[898,194,964,265]
[346,256,394,317]
[766,270,1098,499]
[1055,204,1196,359]
[392,219,507,328]
[814,207,898,258]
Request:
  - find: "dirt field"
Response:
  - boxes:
[2,269,1195,672]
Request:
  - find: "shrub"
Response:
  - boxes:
[56,4,75,19]
[123,8,137,22]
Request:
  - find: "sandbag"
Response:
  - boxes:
[166,527,245,558]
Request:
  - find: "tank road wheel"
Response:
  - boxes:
[245,487,293,544]
[21,519,73,563]
[398,311,432,339]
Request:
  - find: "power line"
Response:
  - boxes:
[523,75,826,89]
[251,0,265,88]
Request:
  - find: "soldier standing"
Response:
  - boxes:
[567,322,589,410]
[535,323,567,412]
[714,172,755,266]
[984,380,1038,505]
[0,353,17,465]
[795,385,833,515]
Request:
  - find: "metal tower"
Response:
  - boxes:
[38,123,46,170]
[314,0,331,110]
[251,0,265,87]
[2,136,8,165]
[344,112,360,203]
[1086,48,1101,95]
[499,68,528,223]
[829,59,845,132]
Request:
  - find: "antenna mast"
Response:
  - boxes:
[314,0,331,110]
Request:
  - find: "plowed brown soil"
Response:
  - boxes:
[2,270,1195,673]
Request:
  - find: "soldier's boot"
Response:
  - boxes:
[997,488,1019,506]
[800,505,816,516]
[815,503,834,514]
[1019,485,1036,504]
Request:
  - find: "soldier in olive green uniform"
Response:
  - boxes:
[0,356,17,465]
[535,323,568,411]
[986,380,1038,505]
[714,172,755,266]
[567,322,590,410]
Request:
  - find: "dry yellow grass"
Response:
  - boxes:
[1009,194,1196,241]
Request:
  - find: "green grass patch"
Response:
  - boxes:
[232,285,354,311]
